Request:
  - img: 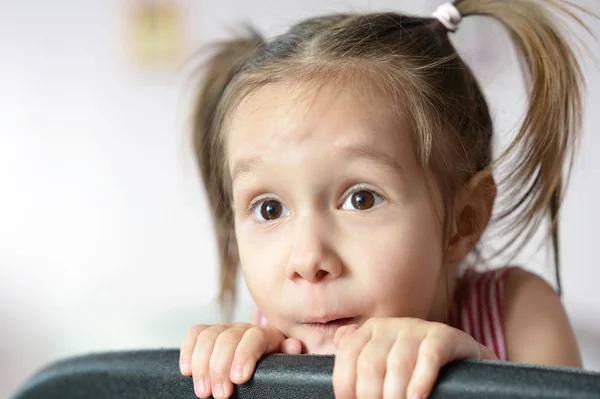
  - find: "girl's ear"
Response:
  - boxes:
[443,171,496,264]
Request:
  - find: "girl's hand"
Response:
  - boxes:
[332,317,497,399]
[179,323,302,398]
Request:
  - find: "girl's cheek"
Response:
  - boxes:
[240,239,285,292]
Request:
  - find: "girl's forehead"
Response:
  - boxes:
[226,82,413,162]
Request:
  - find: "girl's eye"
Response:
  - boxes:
[253,199,290,222]
[341,190,384,211]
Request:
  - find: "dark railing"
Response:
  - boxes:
[13,350,600,399]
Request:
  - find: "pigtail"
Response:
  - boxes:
[454,0,588,293]
[192,28,264,319]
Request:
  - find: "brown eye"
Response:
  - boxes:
[351,191,375,210]
[257,200,287,221]
[342,189,384,211]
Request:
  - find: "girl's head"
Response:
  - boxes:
[193,0,585,353]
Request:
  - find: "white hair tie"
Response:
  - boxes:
[432,3,462,32]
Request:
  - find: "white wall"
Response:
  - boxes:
[1,1,599,397]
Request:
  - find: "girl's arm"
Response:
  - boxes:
[504,268,582,367]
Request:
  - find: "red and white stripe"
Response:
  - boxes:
[452,267,514,361]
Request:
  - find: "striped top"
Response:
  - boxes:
[258,266,516,361]
[450,266,515,361]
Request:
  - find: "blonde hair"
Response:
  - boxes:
[192,0,588,313]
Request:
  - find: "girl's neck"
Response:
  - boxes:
[428,262,461,325]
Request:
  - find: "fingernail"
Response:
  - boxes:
[213,383,224,397]
[181,359,190,374]
[411,394,426,399]
[232,364,243,379]
[195,379,206,396]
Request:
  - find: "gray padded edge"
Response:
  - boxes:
[13,350,600,399]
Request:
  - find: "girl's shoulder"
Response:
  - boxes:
[501,267,581,366]
[453,266,581,366]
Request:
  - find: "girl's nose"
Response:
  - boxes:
[285,216,342,283]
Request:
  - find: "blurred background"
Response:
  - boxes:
[1,0,599,397]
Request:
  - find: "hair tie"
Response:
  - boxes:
[432,3,462,32]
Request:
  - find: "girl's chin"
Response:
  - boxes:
[302,339,338,355]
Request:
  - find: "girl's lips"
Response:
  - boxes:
[304,317,357,335]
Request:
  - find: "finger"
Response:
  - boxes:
[406,327,481,399]
[209,327,248,398]
[280,338,303,354]
[355,336,396,399]
[382,334,420,399]
[191,325,227,398]
[230,326,287,384]
[333,326,373,399]
[180,325,207,376]
[334,324,359,348]
[477,342,499,360]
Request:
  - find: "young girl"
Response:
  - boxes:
[180,0,588,398]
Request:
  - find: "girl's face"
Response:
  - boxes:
[227,81,453,354]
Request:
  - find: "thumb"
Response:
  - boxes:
[280,337,303,354]
[334,324,359,348]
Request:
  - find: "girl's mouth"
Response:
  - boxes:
[304,317,357,335]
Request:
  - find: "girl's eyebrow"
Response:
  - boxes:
[231,156,263,183]
[342,145,406,176]
[231,144,404,183]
